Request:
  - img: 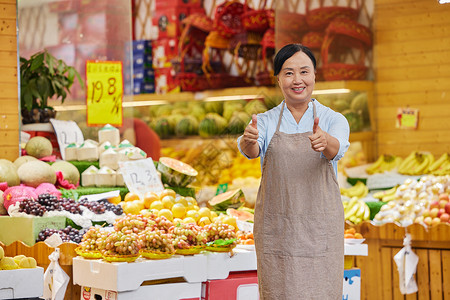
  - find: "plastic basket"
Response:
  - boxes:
[301,31,325,50]
[75,247,102,259]
[241,0,269,32]
[101,253,140,262]
[139,249,175,260]
[214,0,245,38]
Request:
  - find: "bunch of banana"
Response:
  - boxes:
[340,181,369,199]
[366,154,403,174]
[372,185,398,202]
[398,151,434,175]
[429,153,450,175]
[343,197,370,224]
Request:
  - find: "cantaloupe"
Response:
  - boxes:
[13,155,38,169]
[51,161,80,185]
[25,136,53,158]
[0,159,20,186]
[18,160,57,188]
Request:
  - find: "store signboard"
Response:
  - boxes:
[86,61,123,127]
[119,158,164,199]
[396,107,419,129]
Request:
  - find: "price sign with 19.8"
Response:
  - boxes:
[86,61,123,126]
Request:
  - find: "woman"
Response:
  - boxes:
[238,44,350,299]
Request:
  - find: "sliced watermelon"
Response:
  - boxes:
[226,208,254,222]
[208,189,245,211]
[157,157,198,187]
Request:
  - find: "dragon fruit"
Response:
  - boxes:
[3,186,38,211]
[35,183,62,199]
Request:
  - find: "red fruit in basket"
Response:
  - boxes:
[445,202,450,214]
[429,201,440,210]
[437,208,446,218]
[439,199,448,209]
[429,207,439,218]
[439,193,449,201]
[440,213,450,223]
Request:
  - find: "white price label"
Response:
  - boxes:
[50,118,84,160]
[119,158,164,199]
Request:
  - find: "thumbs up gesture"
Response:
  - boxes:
[308,117,327,152]
[243,114,259,145]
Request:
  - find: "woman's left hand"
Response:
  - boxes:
[308,117,328,152]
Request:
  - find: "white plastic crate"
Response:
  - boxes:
[0,267,44,299]
[73,254,207,292]
[81,282,201,300]
[205,249,257,280]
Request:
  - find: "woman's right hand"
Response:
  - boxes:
[243,114,259,145]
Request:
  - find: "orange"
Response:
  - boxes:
[150,200,164,211]
[344,233,355,239]
[143,192,160,209]
[160,189,176,199]
[108,195,122,205]
[124,192,140,202]
[345,228,356,235]
[243,239,255,245]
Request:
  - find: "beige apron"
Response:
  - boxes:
[254,101,344,299]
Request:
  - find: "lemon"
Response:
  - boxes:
[198,216,211,226]
[124,192,140,202]
[158,209,174,221]
[185,196,197,205]
[160,189,176,199]
[210,211,218,219]
[222,216,238,230]
[172,203,187,219]
[174,196,188,207]
[182,217,197,224]
[150,200,164,211]
[198,207,211,219]
[108,195,122,205]
[161,195,175,209]
[143,192,160,209]
[186,210,200,222]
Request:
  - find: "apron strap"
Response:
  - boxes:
[275,101,285,132]
[312,99,317,120]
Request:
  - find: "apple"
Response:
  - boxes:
[414,216,424,223]
[422,210,430,218]
[430,201,440,210]
[439,193,449,201]
[440,213,450,223]
[445,202,450,214]
[430,207,439,218]
[439,199,448,209]
[438,208,446,218]
[431,217,441,226]
[424,216,433,226]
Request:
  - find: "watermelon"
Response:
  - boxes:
[227,112,251,134]
[208,189,245,211]
[198,113,227,138]
[189,104,206,121]
[244,100,267,116]
[223,102,244,121]
[226,207,254,222]
[175,116,199,137]
[342,110,363,132]
[154,117,174,138]
[204,101,224,115]
[157,157,198,187]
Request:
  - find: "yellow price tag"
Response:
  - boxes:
[401,113,416,128]
[86,61,123,126]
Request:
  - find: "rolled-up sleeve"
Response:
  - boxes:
[327,112,350,162]
[237,114,265,159]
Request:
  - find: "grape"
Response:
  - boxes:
[169,223,206,249]
[37,193,61,211]
[36,225,86,243]
[114,214,148,233]
[139,228,175,253]
[60,198,82,214]
[101,231,142,256]
[203,222,237,246]
[79,199,123,215]
[19,199,46,216]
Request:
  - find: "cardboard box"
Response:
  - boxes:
[201,271,259,300]
[154,67,180,94]
[152,38,179,68]
[155,0,202,11]
[152,7,188,39]
[206,249,257,280]
[80,282,201,300]
[343,269,361,300]
[73,254,207,292]
[0,267,44,299]
[0,216,67,246]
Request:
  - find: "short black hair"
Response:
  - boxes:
[273,44,316,76]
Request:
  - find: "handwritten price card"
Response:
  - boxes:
[49,119,84,160]
[396,107,419,130]
[119,158,164,199]
[86,61,123,126]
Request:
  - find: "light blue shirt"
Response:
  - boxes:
[237,99,350,177]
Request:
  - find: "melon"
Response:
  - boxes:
[0,257,18,270]
[208,189,245,211]
[0,190,6,215]
[342,110,363,132]
[13,155,38,169]
[0,159,20,186]
[204,101,224,115]
[18,160,57,188]
[175,116,199,137]
[157,157,198,187]
[227,112,251,134]
[51,161,80,185]
[25,136,53,158]
[226,207,254,222]
[244,100,267,116]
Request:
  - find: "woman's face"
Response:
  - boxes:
[277,51,315,105]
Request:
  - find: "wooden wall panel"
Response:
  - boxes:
[374,0,450,158]
[0,1,19,161]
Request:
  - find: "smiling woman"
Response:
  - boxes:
[237,43,350,299]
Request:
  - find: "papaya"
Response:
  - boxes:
[226,208,254,222]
